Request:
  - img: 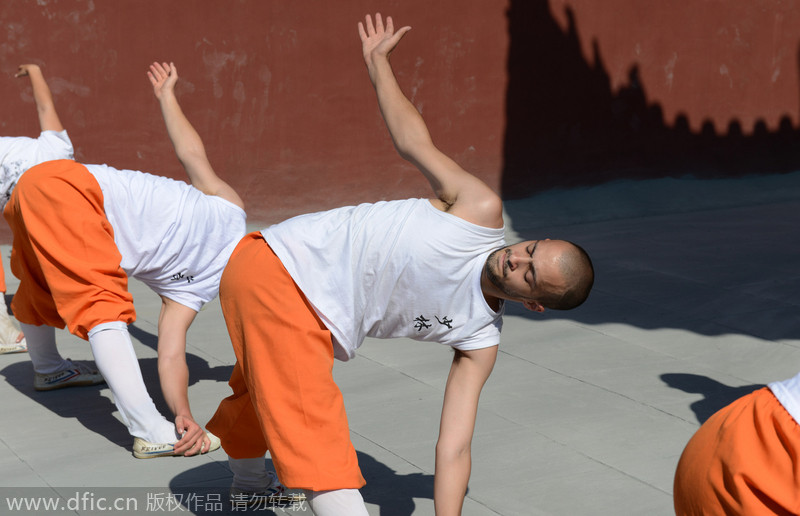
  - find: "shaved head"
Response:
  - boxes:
[542,241,594,310]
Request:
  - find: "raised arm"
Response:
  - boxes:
[147,62,244,210]
[435,346,498,515]
[358,14,503,228]
[16,64,64,132]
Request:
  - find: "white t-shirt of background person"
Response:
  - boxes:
[769,372,800,426]
[86,163,247,312]
[0,130,74,207]
[263,198,506,362]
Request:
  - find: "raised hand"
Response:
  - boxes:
[358,13,411,68]
[147,61,178,101]
[15,64,41,78]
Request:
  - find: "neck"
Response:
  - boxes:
[480,270,503,311]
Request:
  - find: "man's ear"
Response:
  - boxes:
[523,299,545,313]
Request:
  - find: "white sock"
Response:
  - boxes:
[303,489,369,516]
[88,324,176,443]
[21,322,69,373]
[229,456,273,492]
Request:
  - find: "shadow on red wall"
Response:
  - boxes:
[501,0,800,199]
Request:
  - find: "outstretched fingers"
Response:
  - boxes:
[147,61,170,85]
[359,13,411,62]
[359,13,388,40]
[148,61,178,98]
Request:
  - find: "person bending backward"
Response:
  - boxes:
[206,14,594,516]
[0,64,74,354]
[4,62,246,458]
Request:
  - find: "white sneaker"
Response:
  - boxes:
[0,311,25,354]
[133,431,221,459]
[33,360,104,391]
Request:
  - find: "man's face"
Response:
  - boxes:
[483,239,569,311]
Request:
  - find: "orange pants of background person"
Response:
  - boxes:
[3,160,135,340]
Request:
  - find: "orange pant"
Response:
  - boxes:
[674,387,800,515]
[207,232,365,491]
[0,255,6,294]
[3,160,134,340]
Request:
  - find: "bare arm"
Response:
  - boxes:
[157,297,212,456]
[358,14,503,228]
[148,62,244,210]
[435,345,498,515]
[16,64,64,132]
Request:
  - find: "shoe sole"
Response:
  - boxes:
[0,347,27,355]
[34,378,105,391]
[133,448,178,459]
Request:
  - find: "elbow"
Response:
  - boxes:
[157,349,185,370]
[177,146,208,166]
[393,133,434,163]
[395,145,415,163]
[436,438,471,463]
[392,134,415,161]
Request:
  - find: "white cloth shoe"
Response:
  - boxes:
[0,311,25,354]
[133,431,221,459]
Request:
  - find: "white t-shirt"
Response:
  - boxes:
[769,372,800,425]
[0,130,73,207]
[263,198,505,361]
[86,164,247,312]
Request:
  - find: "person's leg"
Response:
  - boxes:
[227,455,292,505]
[674,387,800,515]
[21,322,65,372]
[21,321,103,390]
[207,360,269,459]
[208,233,365,495]
[88,322,176,444]
[229,457,273,492]
[302,490,369,516]
[207,238,274,485]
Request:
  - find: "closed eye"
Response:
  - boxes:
[527,242,538,288]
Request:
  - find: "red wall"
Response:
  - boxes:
[0,0,508,231]
[502,0,800,195]
[2,0,799,236]
[548,0,800,133]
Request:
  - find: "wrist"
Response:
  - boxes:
[174,409,194,421]
[157,90,177,104]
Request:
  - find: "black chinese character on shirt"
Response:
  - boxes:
[435,315,453,329]
[413,315,431,331]
[171,272,195,283]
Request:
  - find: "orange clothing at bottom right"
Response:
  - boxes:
[674,387,800,515]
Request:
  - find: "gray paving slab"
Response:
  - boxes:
[1,172,799,515]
